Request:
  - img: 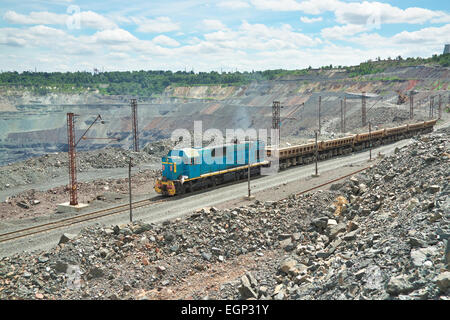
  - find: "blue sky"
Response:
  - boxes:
[0,0,449,72]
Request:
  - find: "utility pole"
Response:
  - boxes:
[369,122,372,161]
[318,96,321,135]
[315,131,318,176]
[438,94,442,119]
[362,91,367,127]
[312,131,319,177]
[129,157,133,222]
[66,113,116,206]
[246,141,254,200]
[429,96,434,119]
[409,91,414,120]
[131,98,139,152]
[67,113,77,205]
[247,161,251,198]
[340,99,344,133]
[343,97,346,133]
[272,101,281,146]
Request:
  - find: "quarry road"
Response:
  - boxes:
[0,135,422,258]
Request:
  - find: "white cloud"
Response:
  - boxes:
[391,24,450,45]
[344,24,450,60]
[28,25,67,37]
[0,28,28,46]
[217,1,251,9]
[204,20,321,51]
[332,2,450,25]
[300,16,323,24]
[1,6,449,73]
[93,28,137,44]
[250,0,450,25]
[0,25,69,48]
[3,10,67,25]
[296,0,341,15]
[74,11,117,30]
[202,19,226,31]
[321,24,368,40]
[3,10,117,30]
[250,0,303,11]
[176,41,223,55]
[152,35,180,47]
[134,17,180,33]
[431,15,450,24]
[109,52,129,59]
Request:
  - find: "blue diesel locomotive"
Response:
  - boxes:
[154,140,268,196]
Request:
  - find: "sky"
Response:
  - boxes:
[0,0,449,72]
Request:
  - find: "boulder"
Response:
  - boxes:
[280,258,297,274]
[58,233,77,245]
[386,275,414,296]
[434,272,450,291]
[238,274,258,299]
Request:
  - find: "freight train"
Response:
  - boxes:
[154,120,437,196]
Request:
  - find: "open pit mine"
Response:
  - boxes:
[0,63,449,303]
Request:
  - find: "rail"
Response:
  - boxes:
[0,197,167,243]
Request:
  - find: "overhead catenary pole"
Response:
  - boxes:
[362,91,367,127]
[315,131,318,176]
[65,113,117,207]
[246,141,253,199]
[131,98,139,152]
[343,97,346,133]
[312,130,319,177]
[432,96,434,118]
[67,113,77,206]
[318,96,321,135]
[129,157,133,222]
[429,96,434,119]
[369,122,372,161]
[247,160,251,198]
[272,101,281,146]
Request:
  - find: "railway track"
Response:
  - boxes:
[287,166,372,199]
[0,164,375,245]
[0,197,168,244]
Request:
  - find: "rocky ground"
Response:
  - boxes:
[0,141,173,221]
[0,147,159,192]
[332,106,428,134]
[0,127,448,300]
[142,139,176,158]
[0,168,160,221]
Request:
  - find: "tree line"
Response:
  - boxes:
[1,53,448,96]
